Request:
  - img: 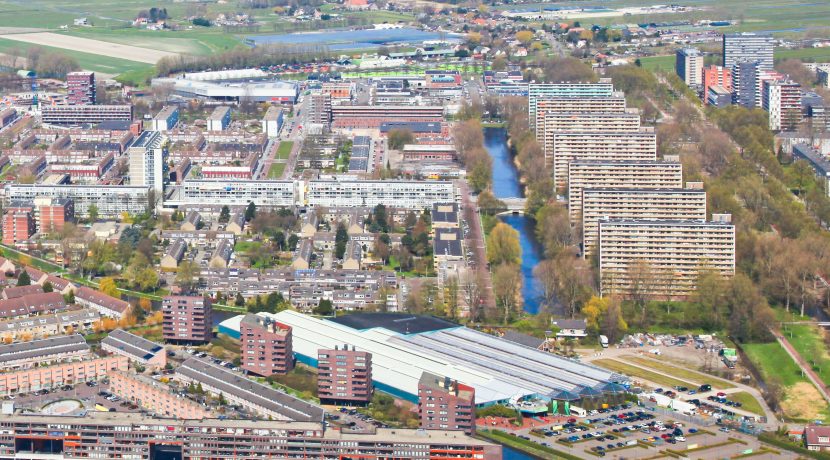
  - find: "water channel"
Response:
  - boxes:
[483,127,546,315]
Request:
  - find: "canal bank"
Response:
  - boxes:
[483,127,545,314]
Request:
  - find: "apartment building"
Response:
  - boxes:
[66,72,95,105]
[540,112,641,154]
[108,370,210,419]
[151,106,179,131]
[101,328,167,369]
[178,179,297,207]
[549,130,658,188]
[763,79,803,131]
[331,105,444,129]
[0,355,126,395]
[703,65,732,103]
[162,295,212,344]
[6,184,149,219]
[2,208,34,245]
[207,106,231,131]
[567,159,684,226]
[676,48,703,86]
[306,180,455,209]
[581,188,707,256]
[528,80,615,129]
[176,357,324,422]
[418,372,475,435]
[308,93,332,126]
[0,309,98,341]
[41,105,132,125]
[36,197,74,233]
[723,32,774,70]
[599,218,736,298]
[262,105,284,137]
[0,334,90,371]
[240,313,294,376]
[128,130,167,197]
[75,286,131,319]
[317,345,373,405]
[0,412,500,459]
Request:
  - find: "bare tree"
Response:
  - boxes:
[492,263,522,324]
[461,270,484,322]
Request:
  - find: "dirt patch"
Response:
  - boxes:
[0,32,177,64]
[783,381,826,420]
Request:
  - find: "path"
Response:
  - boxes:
[459,180,495,313]
[773,330,830,406]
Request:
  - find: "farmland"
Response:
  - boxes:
[0,36,151,77]
[0,32,176,64]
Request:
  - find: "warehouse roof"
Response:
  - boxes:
[329,312,458,334]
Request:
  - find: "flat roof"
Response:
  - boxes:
[431,202,458,224]
[178,358,325,422]
[434,228,462,257]
[102,328,164,361]
[329,313,458,335]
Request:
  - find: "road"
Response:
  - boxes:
[458,180,496,313]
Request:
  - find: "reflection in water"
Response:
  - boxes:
[483,127,546,314]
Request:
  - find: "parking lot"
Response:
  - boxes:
[7,380,143,415]
[498,403,796,459]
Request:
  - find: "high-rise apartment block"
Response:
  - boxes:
[128,130,167,196]
[568,159,684,226]
[599,217,736,298]
[549,130,657,188]
[723,32,774,70]
[240,314,294,376]
[540,112,641,154]
[151,106,179,131]
[528,80,615,129]
[676,48,703,86]
[535,96,627,141]
[317,345,373,405]
[66,71,96,105]
[763,79,802,131]
[162,295,212,344]
[36,197,74,234]
[581,188,707,256]
[2,206,34,245]
[418,372,475,435]
[702,65,732,103]
[308,93,332,126]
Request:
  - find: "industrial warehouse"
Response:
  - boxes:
[219,311,627,405]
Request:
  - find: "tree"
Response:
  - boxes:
[486,222,521,266]
[16,270,30,286]
[313,299,334,316]
[176,260,199,293]
[387,129,414,150]
[581,295,607,334]
[492,263,522,324]
[601,297,627,342]
[99,277,120,298]
[335,223,349,259]
[245,202,257,221]
[461,270,485,322]
[88,204,99,222]
[42,281,53,293]
[533,259,558,310]
[219,206,231,223]
[515,30,534,44]
[445,276,459,320]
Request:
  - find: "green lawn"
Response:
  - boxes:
[776,47,830,62]
[276,141,293,160]
[592,359,696,389]
[742,341,806,387]
[62,27,242,55]
[267,162,286,179]
[638,55,675,72]
[0,37,151,76]
[728,391,765,416]
[624,356,737,389]
[781,323,830,387]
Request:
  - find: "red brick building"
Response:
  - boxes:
[162,295,212,344]
[418,372,475,435]
[2,203,34,245]
[38,198,75,233]
[240,314,294,376]
[703,65,732,104]
[317,345,372,406]
[67,71,96,105]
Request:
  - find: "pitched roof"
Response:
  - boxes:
[75,286,130,314]
[805,425,830,445]
[0,292,66,317]
[3,284,44,299]
[502,330,545,349]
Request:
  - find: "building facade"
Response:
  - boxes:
[528,80,615,129]
[317,345,372,405]
[41,105,132,125]
[549,130,658,188]
[240,313,294,376]
[676,48,703,86]
[418,372,475,435]
[0,355,127,395]
[763,79,802,131]
[581,188,707,256]
[108,370,210,419]
[723,32,774,70]
[162,295,212,344]
[128,130,167,196]
[703,65,732,103]
[66,72,95,105]
[599,218,736,298]
[5,184,149,219]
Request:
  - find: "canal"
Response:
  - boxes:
[483,127,545,315]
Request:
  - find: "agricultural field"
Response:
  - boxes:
[0,32,176,64]
[0,37,151,77]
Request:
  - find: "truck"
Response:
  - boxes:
[599,335,609,348]
[569,406,587,417]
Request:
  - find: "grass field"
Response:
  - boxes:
[728,391,765,416]
[276,141,293,160]
[624,356,737,389]
[267,162,286,179]
[592,359,696,389]
[0,36,151,76]
[781,323,830,387]
[63,28,242,55]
